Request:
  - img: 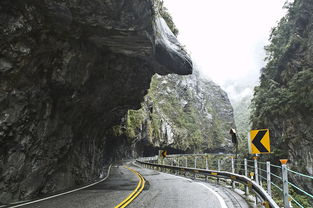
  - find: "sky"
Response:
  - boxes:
[163,0,289,102]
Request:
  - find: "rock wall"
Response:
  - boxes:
[110,70,236,156]
[0,0,192,204]
[251,0,313,196]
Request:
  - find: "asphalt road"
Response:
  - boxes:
[16,161,250,208]
[128,163,250,208]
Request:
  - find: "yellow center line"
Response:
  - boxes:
[114,166,145,208]
[120,173,145,208]
[115,167,142,207]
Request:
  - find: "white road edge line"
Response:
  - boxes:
[134,162,193,182]
[166,174,193,182]
[137,163,227,208]
[160,172,227,207]
[9,164,113,208]
[132,161,143,168]
[197,183,228,208]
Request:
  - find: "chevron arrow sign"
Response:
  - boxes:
[159,150,167,158]
[249,129,271,154]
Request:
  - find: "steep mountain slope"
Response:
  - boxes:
[251,0,313,193]
[109,70,236,156]
[232,94,252,154]
[0,0,192,204]
[233,95,251,137]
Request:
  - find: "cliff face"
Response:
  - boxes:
[0,0,192,204]
[251,0,313,194]
[110,70,236,156]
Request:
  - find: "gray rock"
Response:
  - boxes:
[108,69,236,157]
[8,152,25,171]
[0,58,12,72]
[0,192,12,204]
[0,0,192,204]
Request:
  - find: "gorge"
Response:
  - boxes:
[1,0,312,206]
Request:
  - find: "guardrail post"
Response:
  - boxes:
[266,161,271,197]
[244,158,249,195]
[194,156,197,179]
[254,157,259,184]
[259,165,263,187]
[137,156,281,208]
[175,158,178,175]
[231,157,235,173]
[280,159,290,208]
[185,157,188,168]
[254,156,260,205]
[217,159,221,184]
[231,157,235,189]
[205,156,208,170]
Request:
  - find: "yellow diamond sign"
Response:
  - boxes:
[159,150,167,158]
[249,129,271,154]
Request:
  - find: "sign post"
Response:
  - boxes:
[244,159,249,195]
[248,129,271,206]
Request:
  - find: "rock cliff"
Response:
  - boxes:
[0,0,192,204]
[251,0,313,196]
[109,70,236,157]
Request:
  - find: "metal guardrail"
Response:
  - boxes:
[137,154,313,208]
[136,156,279,208]
[244,159,313,208]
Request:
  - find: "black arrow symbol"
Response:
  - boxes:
[252,130,269,152]
[162,151,167,157]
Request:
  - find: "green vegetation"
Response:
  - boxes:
[125,109,145,138]
[233,96,251,135]
[227,93,253,156]
[250,0,313,204]
[109,72,234,153]
[251,0,313,156]
[147,74,215,152]
[289,187,312,208]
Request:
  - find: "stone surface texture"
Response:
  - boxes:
[0,0,192,203]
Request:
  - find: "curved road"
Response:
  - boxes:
[13,162,250,208]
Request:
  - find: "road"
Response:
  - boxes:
[13,162,250,208]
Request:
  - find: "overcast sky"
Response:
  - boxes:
[163,0,289,102]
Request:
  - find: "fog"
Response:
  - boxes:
[163,0,291,103]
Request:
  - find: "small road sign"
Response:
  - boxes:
[249,129,270,154]
[159,150,167,158]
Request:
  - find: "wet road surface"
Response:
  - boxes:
[15,161,250,208]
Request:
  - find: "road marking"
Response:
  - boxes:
[9,164,113,208]
[154,171,227,208]
[138,164,227,208]
[114,166,145,208]
[168,174,193,182]
[197,183,228,208]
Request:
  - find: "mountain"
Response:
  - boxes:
[0,0,192,203]
[231,94,253,154]
[251,0,313,194]
[108,70,236,157]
